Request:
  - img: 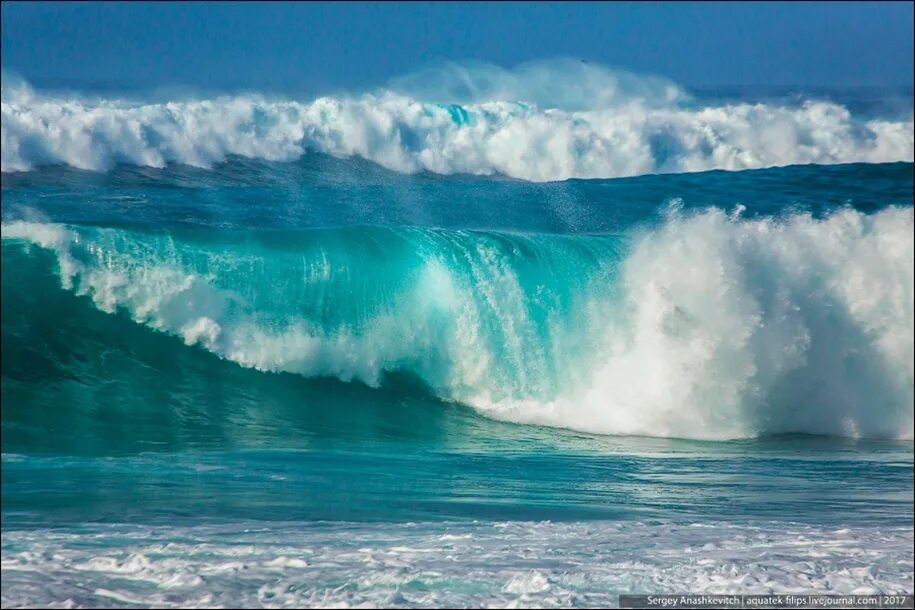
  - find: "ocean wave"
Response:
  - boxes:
[2,205,912,440]
[2,62,913,180]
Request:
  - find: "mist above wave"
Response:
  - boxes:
[2,61,913,180]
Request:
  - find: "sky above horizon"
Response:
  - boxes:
[2,1,913,94]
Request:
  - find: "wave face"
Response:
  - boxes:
[3,205,912,440]
[3,61,913,180]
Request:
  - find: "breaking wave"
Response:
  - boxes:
[3,204,912,440]
[3,61,913,180]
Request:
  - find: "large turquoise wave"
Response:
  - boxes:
[3,203,912,442]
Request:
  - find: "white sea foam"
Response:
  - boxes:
[2,206,913,440]
[2,521,912,608]
[2,62,912,180]
[481,206,915,440]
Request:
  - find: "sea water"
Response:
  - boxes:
[2,64,913,607]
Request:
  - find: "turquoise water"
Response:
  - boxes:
[3,157,913,606]
[2,73,914,606]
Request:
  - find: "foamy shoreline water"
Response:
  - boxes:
[3,520,912,608]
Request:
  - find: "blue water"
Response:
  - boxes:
[1,73,913,607]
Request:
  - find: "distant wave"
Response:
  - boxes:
[3,205,912,440]
[2,61,913,180]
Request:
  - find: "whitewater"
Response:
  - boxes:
[2,61,913,180]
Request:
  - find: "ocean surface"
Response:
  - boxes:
[2,65,914,608]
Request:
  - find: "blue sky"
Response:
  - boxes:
[2,1,913,93]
